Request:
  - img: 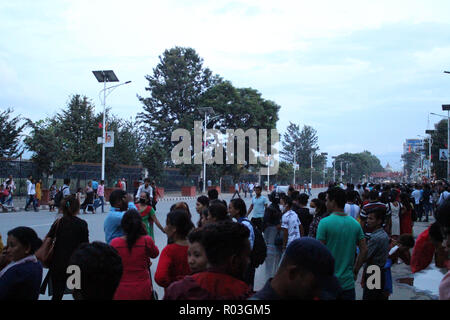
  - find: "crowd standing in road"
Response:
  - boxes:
[0,177,449,301]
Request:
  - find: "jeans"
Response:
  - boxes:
[25,195,37,210]
[422,203,432,221]
[414,203,423,221]
[231,191,241,199]
[98,196,105,212]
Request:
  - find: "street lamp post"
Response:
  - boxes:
[425,129,435,180]
[198,107,215,194]
[310,151,314,187]
[92,70,130,181]
[332,156,337,182]
[321,152,328,187]
[293,146,297,186]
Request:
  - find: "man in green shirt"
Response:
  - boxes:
[316,187,367,300]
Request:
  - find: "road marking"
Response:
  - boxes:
[28,223,53,228]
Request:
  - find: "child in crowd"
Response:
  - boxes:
[187,228,208,274]
[383,234,415,299]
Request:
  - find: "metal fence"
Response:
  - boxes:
[0,159,144,196]
[0,159,262,195]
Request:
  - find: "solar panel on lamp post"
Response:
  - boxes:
[92,70,131,182]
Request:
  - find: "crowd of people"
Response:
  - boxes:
[0,179,449,300]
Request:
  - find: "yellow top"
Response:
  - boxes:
[36,182,42,200]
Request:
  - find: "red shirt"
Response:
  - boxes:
[411,227,435,273]
[111,235,159,300]
[164,271,251,300]
[155,243,191,289]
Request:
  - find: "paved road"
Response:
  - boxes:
[0,188,443,300]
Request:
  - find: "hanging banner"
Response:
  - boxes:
[439,149,448,161]
[105,131,114,148]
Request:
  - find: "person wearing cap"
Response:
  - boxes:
[316,187,367,300]
[249,237,343,300]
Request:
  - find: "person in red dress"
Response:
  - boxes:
[164,221,252,300]
[399,193,413,235]
[155,210,194,292]
[111,209,159,300]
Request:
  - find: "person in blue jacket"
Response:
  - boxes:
[104,190,137,244]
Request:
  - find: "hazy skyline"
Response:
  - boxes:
[2,1,450,170]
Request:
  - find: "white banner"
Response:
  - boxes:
[105,131,114,148]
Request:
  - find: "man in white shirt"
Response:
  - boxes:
[231,182,241,200]
[24,178,38,212]
[136,178,153,200]
[437,183,450,206]
[121,178,127,192]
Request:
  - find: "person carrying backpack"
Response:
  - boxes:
[54,179,71,211]
[229,198,267,290]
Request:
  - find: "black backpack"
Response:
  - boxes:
[54,186,68,207]
[243,219,267,268]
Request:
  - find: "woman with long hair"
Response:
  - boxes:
[399,193,414,235]
[41,194,89,300]
[155,210,194,291]
[111,209,159,300]
[136,192,165,240]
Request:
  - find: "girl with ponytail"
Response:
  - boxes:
[41,194,89,300]
[110,209,160,300]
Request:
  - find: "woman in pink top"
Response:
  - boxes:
[97,180,105,213]
[111,209,159,300]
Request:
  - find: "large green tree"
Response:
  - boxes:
[334,151,384,182]
[54,95,103,164]
[138,47,220,154]
[280,122,326,184]
[197,81,280,181]
[23,118,60,176]
[0,108,26,158]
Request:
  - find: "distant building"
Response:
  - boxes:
[403,139,425,155]
[385,163,394,173]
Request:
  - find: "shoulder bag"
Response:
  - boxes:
[35,218,62,268]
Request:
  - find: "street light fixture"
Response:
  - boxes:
[424,130,435,180]
[92,70,131,181]
[198,107,215,193]
[321,152,328,186]
[443,105,450,180]
[332,156,337,182]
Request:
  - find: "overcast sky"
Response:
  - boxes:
[1,0,450,170]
